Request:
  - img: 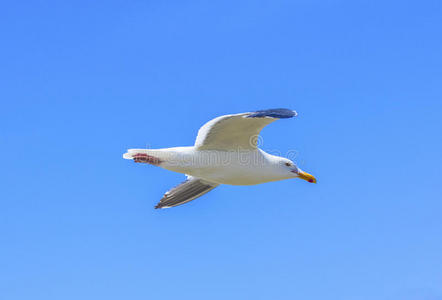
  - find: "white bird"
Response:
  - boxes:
[123,108,316,209]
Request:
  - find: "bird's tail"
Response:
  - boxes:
[123,148,182,163]
[122,148,154,160]
[123,148,169,166]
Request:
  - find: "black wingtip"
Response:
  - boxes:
[247,108,297,119]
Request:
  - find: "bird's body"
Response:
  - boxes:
[124,147,293,185]
[123,108,316,209]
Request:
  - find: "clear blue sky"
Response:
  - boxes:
[1,1,441,299]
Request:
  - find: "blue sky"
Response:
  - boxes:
[1,1,441,299]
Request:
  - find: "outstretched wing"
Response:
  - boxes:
[155,177,219,209]
[194,108,297,150]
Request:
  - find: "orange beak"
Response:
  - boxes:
[297,170,317,183]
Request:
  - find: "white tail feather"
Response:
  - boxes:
[122,149,153,159]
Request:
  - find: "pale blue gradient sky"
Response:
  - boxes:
[1,1,442,299]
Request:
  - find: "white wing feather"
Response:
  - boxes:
[195,109,297,150]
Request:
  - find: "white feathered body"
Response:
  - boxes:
[124,147,292,185]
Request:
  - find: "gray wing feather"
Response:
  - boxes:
[155,177,219,209]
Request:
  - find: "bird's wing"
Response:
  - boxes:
[194,108,297,150]
[155,177,219,209]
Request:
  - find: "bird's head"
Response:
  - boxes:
[279,158,316,183]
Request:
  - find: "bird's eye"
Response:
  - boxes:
[285,162,291,167]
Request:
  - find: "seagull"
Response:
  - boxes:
[123,108,316,209]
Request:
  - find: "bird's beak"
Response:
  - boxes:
[297,170,317,183]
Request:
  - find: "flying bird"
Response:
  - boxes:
[123,108,316,209]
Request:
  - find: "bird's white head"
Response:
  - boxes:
[278,158,317,183]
